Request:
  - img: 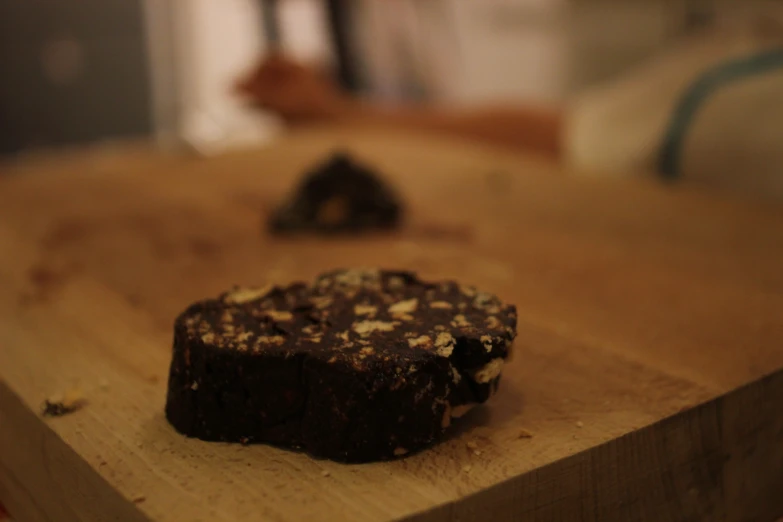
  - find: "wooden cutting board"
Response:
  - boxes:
[0,129,782,522]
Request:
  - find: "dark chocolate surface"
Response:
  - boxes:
[268,154,401,234]
[165,269,517,462]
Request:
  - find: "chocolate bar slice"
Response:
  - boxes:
[165,269,516,462]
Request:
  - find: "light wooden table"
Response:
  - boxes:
[0,129,782,522]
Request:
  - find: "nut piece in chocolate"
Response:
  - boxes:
[165,269,517,462]
[269,153,402,234]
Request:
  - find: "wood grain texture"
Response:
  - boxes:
[0,129,782,522]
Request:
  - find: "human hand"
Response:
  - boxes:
[235,53,350,125]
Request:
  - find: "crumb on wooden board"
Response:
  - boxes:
[41,388,85,417]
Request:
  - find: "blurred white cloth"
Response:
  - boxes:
[565,20,783,199]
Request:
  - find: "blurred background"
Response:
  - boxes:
[1,0,782,197]
[0,0,775,151]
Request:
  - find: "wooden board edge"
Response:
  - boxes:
[0,381,152,522]
[405,368,783,522]
[3,368,782,522]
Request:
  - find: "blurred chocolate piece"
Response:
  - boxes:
[269,153,402,234]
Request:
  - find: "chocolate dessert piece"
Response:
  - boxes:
[269,154,401,234]
[165,269,516,462]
